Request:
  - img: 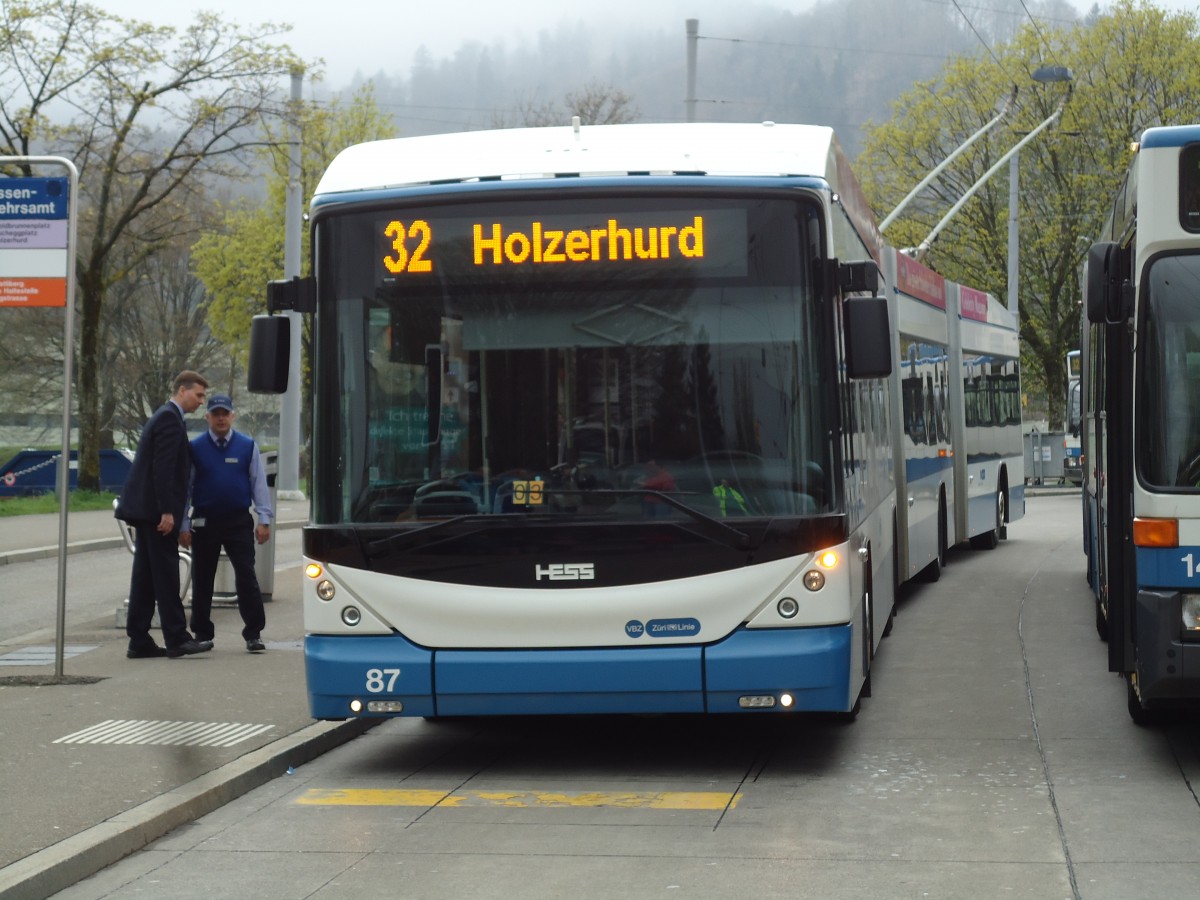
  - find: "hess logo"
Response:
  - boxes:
[535,563,595,582]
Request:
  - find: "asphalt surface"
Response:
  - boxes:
[0,497,374,900]
[0,485,1078,899]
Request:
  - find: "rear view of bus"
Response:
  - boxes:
[1083,124,1200,722]
[1063,350,1082,485]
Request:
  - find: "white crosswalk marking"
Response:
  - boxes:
[54,719,274,747]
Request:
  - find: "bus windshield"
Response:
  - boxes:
[1139,253,1200,488]
[312,193,837,525]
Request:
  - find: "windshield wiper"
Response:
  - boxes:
[362,488,753,557]
[364,514,487,558]
[583,489,753,551]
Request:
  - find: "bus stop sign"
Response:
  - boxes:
[0,176,70,308]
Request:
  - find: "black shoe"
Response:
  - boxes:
[127,644,167,659]
[166,639,214,658]
[246,638,266,653]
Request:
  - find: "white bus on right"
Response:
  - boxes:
[1082,123,1200,724]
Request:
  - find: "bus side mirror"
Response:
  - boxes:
[838,259,880,294]
[1085,241,1131,324]
[248,314,290,394]
[844,295,892,379]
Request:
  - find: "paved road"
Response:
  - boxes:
[0,501,374,899]
[36,493,1200,900]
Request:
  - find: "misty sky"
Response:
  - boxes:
[99,0,1200,88]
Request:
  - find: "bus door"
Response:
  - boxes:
[1085,240,1136,675]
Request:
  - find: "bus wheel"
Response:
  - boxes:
[882,518,897,637]
[1126,675,1162,726]
[916,499,947,582]
[971,490,1002,550]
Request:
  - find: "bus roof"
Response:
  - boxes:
[1139,124,1200,149]
[315,122,843,196]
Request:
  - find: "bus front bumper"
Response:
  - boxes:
[304,625,854,719]
[1133,589,1200,707]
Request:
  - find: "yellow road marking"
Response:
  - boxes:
[297,788,740,810]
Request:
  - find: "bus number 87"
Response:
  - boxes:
[365,668,401,693]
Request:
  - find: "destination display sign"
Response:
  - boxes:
[377,207,750,284]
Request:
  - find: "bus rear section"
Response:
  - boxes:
[1063,351,1083,485]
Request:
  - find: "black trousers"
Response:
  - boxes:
[189,510,265,642]
[126,523,191,650]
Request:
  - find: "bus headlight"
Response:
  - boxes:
[316,580,336,601]
[777,596,799,618]
[341,606,362,627]
[1182,594,1200,633]
[803,570,825,592]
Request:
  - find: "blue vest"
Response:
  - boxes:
[190,430,253,519]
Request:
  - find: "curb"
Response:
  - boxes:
[0,537,125,566]
[0,519,305,568]
[0,717,377,900]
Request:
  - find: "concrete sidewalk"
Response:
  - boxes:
[0,499,375,900]
[0,497,309,567]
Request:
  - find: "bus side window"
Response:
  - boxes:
[1179,143,1200,232]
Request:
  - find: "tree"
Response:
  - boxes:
[193,82,397,372]
[494,82,640,128]
[192,81,395,477]
[0,2,304,490]
[107,238,232,449]
[855,0,1200,429]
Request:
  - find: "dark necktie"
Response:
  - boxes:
[217,437,227,451]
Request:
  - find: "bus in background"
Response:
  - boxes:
[252,122,1022,721]
[1082,123,1200,723]
[1063,350,1083,485]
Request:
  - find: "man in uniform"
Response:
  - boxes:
[180,394,273,653]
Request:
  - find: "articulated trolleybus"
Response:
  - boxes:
[253,122,1022,720]
[1082,124,1200,722]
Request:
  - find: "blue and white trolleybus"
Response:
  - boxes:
[252,122,1023,720]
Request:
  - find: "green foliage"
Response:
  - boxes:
[0,2,307,492]
[193,84,397,369]
[856,0,1200,429]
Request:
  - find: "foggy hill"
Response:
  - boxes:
[345,0,1082,157]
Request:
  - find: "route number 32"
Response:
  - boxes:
[365,668,400,693]
[383,220,433,274]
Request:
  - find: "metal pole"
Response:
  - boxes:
[1,155,79,677]
[1007,150,1020,315]
[277,68,305,500]
[56,162,78,678]
[685,19,698,123]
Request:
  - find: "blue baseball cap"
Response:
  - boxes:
[207,394,234,412]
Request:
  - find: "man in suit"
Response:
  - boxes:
[116,370,213,659]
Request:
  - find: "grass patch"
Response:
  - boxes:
[0,491,119,517]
